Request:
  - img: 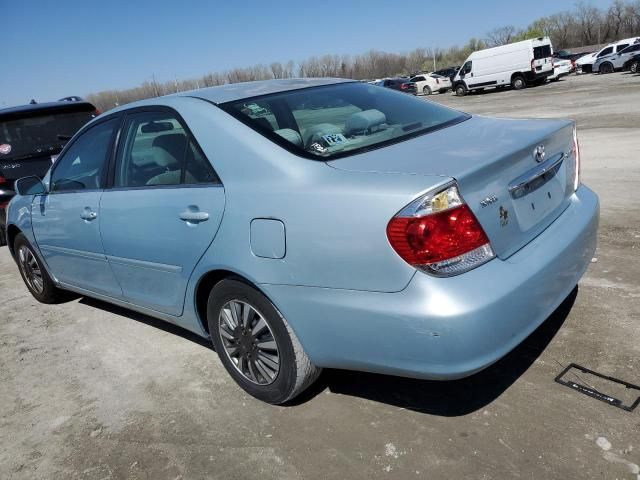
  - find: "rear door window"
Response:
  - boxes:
[615,44,629,53]
[533,45,552,59]
[114,111,218,188]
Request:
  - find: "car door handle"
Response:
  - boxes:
[179,209,209,223]
[80,208,98,221]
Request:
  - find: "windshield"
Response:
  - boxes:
[219,82,468,159]
[0,108,97,161]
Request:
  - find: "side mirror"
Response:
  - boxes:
[15,176,46,196]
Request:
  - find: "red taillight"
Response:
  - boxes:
[388,205,489,265]
[436,78,440,84]
[386,184,495,276]
[0,175,7,186]
[94,109,101,116]
[401,84,408,89]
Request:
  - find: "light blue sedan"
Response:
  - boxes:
[6,78,599,404]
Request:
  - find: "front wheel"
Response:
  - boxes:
[511,75,526,90]
[208,279,321,404]
[14,233,69,303]
[600,62,614,74]
[454,83,467,96]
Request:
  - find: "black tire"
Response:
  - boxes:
[511,75,526,90]
[600,62,614,74]
[630,61,639,74]
[422,85,432,96]
[207,279,321,404]
[454,83,467,96]
[14,233,68,304]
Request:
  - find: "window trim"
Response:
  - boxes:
[215,82,471,161]
[47,114,123,195]
[105,105,221,191]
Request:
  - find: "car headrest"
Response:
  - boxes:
[345,109,387,135]
[152,134,187,168]
[274,128,303,147]
[253,117,274,131]
[303,123,342,148]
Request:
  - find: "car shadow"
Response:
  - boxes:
[292,287,578,415]
[78,287,577,415]
[79,296,213,349]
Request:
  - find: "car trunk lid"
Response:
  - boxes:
[328,115,577,260]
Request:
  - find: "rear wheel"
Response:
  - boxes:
[422,85,432,96]
[600,62,614,74]
[14,233,68,304]
[454,83,467,96]
[630,61,639,74]
[207,279,321,404]
[511,75,526,90]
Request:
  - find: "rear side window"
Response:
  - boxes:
[114,111,218,188]
[50,118,117,192]
[220,82,468,160]
[533,45,552,59]
[616,44,629,52]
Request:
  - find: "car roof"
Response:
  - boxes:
[0,100,95,118]
[174,78,353,104]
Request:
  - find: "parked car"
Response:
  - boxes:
[576,38,640,73]
[380,77,417,94]
[623,53,640,73]
[0,100,99,245]
[409,73,450,95]
[5,78,598,404]
[593,41,640,73]
[548,59,573,81]
[554,50,588,63]
[433,66,460,83]
[453,37,554,96]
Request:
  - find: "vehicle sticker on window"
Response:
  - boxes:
[0,144,11,155]
[309,142,328,154]
[322,133,348,146]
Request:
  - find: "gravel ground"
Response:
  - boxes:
[1,72,639,480]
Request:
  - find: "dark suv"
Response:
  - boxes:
[0,100,99,245]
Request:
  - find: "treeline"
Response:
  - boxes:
[87,0,640,111]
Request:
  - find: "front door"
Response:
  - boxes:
[99,109,224,316]
[31,117,123,297]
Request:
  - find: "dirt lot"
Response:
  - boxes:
[1,72,639,480]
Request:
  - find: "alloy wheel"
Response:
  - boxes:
[18,246,44,294]
[218,299,280,385]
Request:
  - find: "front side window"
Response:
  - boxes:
[462,61,472,74]
[50,118,117,192]
[598,47,614,57]
[220,82,468,160]
[114,111,218,188]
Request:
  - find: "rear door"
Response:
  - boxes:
[31,116,123,297]
[99,108,224,316]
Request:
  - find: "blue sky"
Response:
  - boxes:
[1,0,611,107]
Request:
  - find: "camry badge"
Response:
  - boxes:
[533,144,546,163]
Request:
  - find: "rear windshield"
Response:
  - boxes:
[220,82,468,159]
[0,106,97,161]
[534,45,552,59]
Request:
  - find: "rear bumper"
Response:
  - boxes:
[262,185,599,379]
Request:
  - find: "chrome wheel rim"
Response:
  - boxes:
[218,300,280,385]
[18,246,44,294]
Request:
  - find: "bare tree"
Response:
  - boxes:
[485,26,517,46]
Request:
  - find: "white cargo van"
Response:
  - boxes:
[453,37,554,96]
